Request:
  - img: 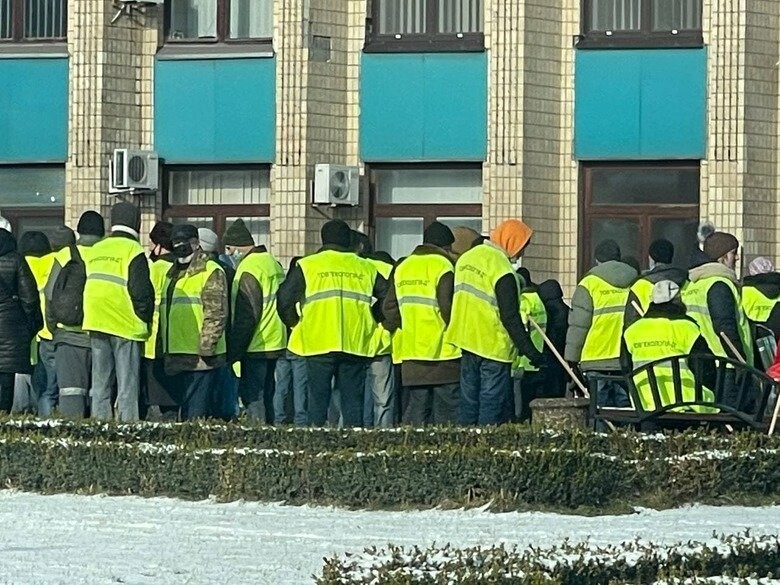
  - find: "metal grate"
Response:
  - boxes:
[0,0,12,39]
[438,0,482,33]
[589,0,642,31]
[378,0,428,34]
[24,0,66,39]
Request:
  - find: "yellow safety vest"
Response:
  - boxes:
[392,253,460,364]
[144,257,174,359]
[682,276,754,365]
[161,260,227,356]
[232,251,287,354]
[82,236,149,342]
[579,274,630,365]
[741,285,779,325]
[26,253,56,341]
[287,250,378,357]
[624,316,717,413]
[629,278,655,316]
[515,289,547,373]
[367,258,393,357]
[446,244,516,363]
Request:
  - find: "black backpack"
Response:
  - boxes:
[50,245,86,327]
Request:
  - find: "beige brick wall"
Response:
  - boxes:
[66,0,158,240]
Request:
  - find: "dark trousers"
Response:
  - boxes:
[175,369,220,420]
[306,355,367,427]
[0,373,14,413]
[34,340,58,417]
[515,371,546,423]
[402,383,459,426]
[458,351,512,425]
[239,358,276,423]
[55,343,91,420]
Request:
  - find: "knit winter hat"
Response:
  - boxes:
[649,239,674,265]
[18,231,51,256]
[423,221,455,248]
[198,227,219,253]
[490,219,533,258]
[77,210,105,238]
[224,219,254,247]
[171,224,199,246]
[595,239,621,263]
[651,280,681,305]
[749,256,775,276]
[110,202,141,233]
[49,226,76,250]
[149,221,174,250]
[321,219,352,248]
[703,232,739,261]
[451,226,481,258]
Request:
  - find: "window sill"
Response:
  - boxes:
[364,35,485,54]
[576,33,704,50]
[157,42,274,60]
[0,42,68,58]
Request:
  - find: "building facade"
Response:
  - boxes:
[0,0,778,293]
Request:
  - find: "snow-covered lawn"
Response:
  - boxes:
[0,491,777,585]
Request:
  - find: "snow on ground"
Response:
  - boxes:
[0,491,778,585]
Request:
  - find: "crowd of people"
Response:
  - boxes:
[0,202,776,426]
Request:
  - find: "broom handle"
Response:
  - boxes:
[528,317,589,399]
[719,332,747,365]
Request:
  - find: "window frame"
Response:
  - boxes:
[579,160,700,276]
[162,164,271,245]
[364,0,485,53]
[368,162,483,250]
[162,0,273,47]
[578,0,703,49]
[0,0,67,43]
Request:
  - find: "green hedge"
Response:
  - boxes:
[318,534,780,584]
[0,426,778,511]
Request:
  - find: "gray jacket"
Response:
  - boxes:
[564,260,638,371]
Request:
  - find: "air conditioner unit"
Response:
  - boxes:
[110,149,159,192]
[313,164,360,206]
[116,0,164,6]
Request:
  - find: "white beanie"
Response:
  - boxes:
[0,216,11,233]
[198,228,219,253]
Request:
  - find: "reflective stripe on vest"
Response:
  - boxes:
[287,250,377,357]
[623,316,717,413]
[162,260,226,356]
[367,257,393,357]
[579,274,630,364]
[446,244,516,363]
[741,285,779,325]
[232,251,287,354]
[144,257,174,359]
[392,253,460,364]
[26,253,57,341]
[681,276,754,365]
[82,237,149,342]
[516,290,547,372]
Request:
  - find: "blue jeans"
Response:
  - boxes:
[90,333,141,422]
[239,357,276,422]
[363,355,396,428]
[212,366,239,421]
[176,369,220,420]
[588,374,631,408]
[34,340,58,417]
[458,351,512,425]
[274,353,308,426]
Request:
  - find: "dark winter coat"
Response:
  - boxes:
[624,263,689,329]
[742,272,780,337]
[382,244,459,387]
[537,279,569,396]
[0,229,43,374]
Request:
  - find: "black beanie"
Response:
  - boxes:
[224,219,255,247]
[77,210,105,238]
[150,221,174,250]
[321,219,352,248]
[18,231,51,256]
[595,239,621,263]
[49,226,76,251]
[649,239,674,265]
[423,221,455,248]
[171,224,199,245]
[111,202,141,233]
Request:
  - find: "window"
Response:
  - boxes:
[165,0,272,43]
[164,166,271,248]
[0,165,65,239]
[370,164,482,260]
[366,0,484,52]
[0,0,66,41]
[580,0,702,48]
[580,162,699,274]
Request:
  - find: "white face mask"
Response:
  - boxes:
[511,260,521,271]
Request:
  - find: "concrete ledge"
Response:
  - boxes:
[531,397,590,430]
